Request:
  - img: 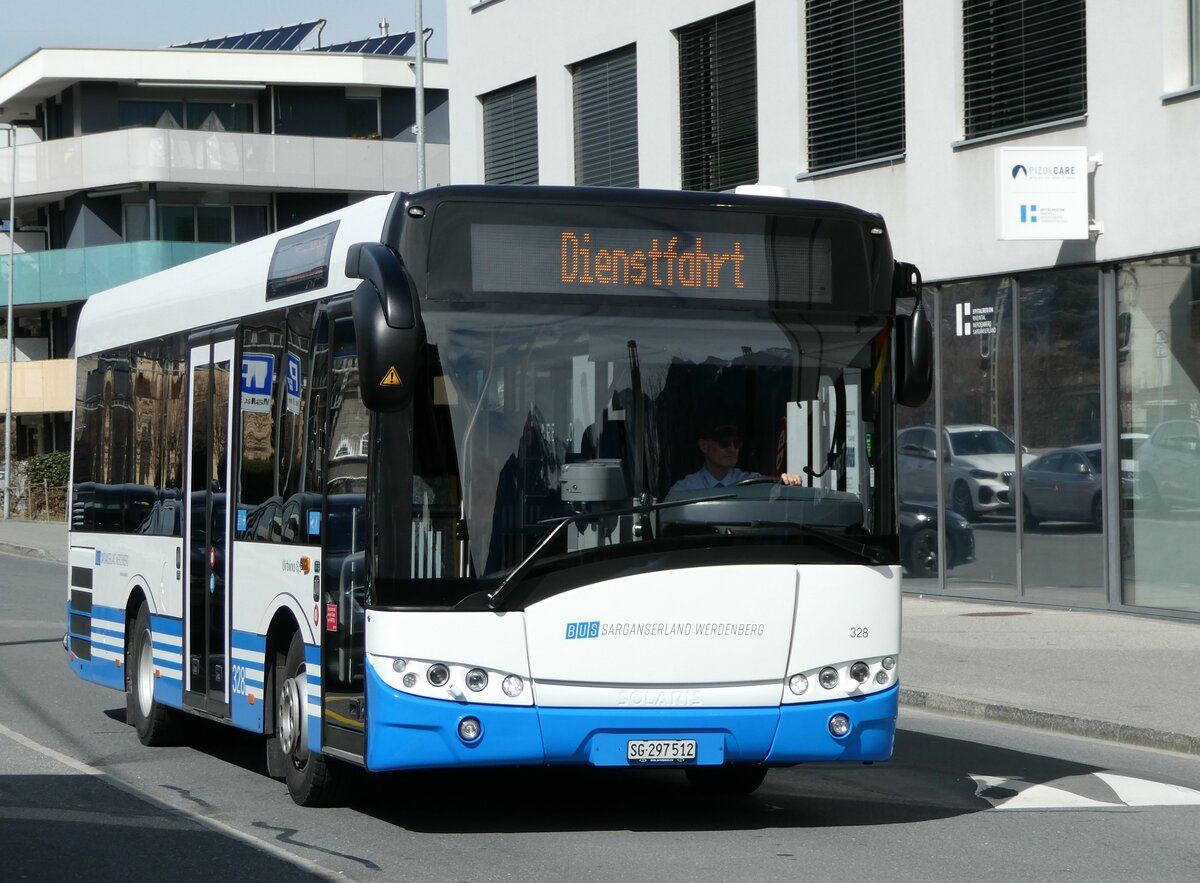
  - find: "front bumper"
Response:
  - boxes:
[364,665,898,771]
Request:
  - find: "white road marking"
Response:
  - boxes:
[972,771,1200,810]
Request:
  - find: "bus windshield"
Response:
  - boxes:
[414,303,890,582]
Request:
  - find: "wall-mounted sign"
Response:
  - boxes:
[996,147,1089,241]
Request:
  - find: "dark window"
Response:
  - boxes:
[572,46,639,188]
[346,97,380,138]
[197,206,233,243]
[963,0,1086,139]
[678,4,758,192]
[119,100,183,129]
[806,0,904,171]
[266,221,338,300]
[482,79,539,185]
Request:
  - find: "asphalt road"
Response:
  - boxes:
[4,553,1200,882]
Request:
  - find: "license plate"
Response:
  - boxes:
[627,739,697,764]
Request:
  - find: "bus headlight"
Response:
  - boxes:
[829,714,851,737]
[458,717,482,742]
[427,663,450,687]
[788,673,809,695]
[875,670,890,685]
[819,667,839,690]
[465,669,488,692]
[881,656,896,671]
[850,662,870,683]
[502,675,524,697]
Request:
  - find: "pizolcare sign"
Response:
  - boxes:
[996,146,1089,241]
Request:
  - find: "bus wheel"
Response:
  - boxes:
[685,765,768,796]
[127,605,175,746]
[278,632,343,806]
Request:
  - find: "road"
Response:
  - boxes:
[4,553,1200,881]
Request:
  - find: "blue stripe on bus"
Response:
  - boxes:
[91,606,125,624]
[363,666,899,772]
[230,630,267,735]
[150,615,183,637]
[305,642,321,753]
[147,616,184,709]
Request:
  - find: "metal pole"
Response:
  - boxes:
[415,0,426,191]
[4,123,15,519]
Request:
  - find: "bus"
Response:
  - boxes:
[65,185,931,806]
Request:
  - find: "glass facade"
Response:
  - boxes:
[897,261,1200,618]
[1118,254,1200,614]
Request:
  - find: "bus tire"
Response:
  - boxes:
[127,604,176,746]
[684,764,768,796]
[278,631,344,806]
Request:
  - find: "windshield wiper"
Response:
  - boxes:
[486,492,734,610]
[745,520,888,566]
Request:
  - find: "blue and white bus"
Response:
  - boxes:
[66,186,931,805]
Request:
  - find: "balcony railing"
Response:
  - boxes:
[1,241,229,306]
[0,129,451,199]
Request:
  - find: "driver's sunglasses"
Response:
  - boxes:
[715,437,743,449]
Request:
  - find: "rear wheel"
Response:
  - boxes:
[277,631,344,806]
[685,765,768,796]
[127,605,175,746]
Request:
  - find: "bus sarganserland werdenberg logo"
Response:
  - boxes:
[564,620,601,639]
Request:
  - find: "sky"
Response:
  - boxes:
[0,1,448,73]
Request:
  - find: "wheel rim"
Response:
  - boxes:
[914,532,938,575]
[279,667,309,765]
[137,626,155,718]
[954,485,970,514]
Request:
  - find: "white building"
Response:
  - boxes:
[0,21,448,461]
[446,0,1200,618]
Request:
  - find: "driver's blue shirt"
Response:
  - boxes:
[669,466,762,495]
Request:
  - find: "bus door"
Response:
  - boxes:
[318,314,369,759]
[184,337,235,715]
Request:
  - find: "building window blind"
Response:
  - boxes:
[573,46,639,188]
[679,4,758,192]
[963,0,1086,139]
[806,0,905,172]
[482,79,539,185]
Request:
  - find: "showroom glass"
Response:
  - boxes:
[1018,269,1103,605]
[1118,254,1200,613]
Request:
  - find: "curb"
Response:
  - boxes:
[0,541,62,564]
[900,688,1200,757]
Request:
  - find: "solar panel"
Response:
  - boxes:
[310,33,417,57]
[173,20,324,51]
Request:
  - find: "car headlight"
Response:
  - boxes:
[969,469,998,479]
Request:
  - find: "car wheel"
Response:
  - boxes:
[906,527,939,578]
[1023,495,1039,531]
[685,765,768,796]
[1140,475,1164,514]
[951,482,976,522]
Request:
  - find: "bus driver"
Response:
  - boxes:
[669,420,804,494]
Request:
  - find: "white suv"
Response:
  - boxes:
[899,424,1031,521]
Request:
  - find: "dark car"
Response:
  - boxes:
[899,502,975,579]
[1022,444,1104,528]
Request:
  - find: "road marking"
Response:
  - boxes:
[972,771,1200,810]
[0,721,341,881]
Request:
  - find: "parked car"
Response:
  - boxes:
[1022,444,1104,528]
[898,424,1032,521]
[1135,419,1200,511]
[899,502,976,579]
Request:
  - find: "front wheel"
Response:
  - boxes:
[906,527,938,579]
[276,632,344,806]
[685,765,768,796]
[951,482,976,522]
[127,605,175,746]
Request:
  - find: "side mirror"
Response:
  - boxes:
[894,262,932,407]
[347,242,424,412]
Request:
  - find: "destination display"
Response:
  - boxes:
[470,223,833,302]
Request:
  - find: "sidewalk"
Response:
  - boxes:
[2,517,1197,755]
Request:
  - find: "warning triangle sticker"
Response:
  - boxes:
[380,366,402,387]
